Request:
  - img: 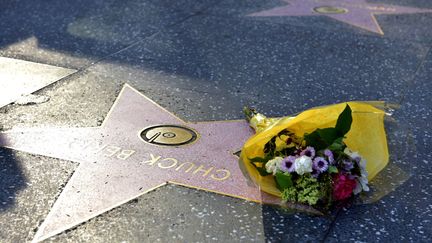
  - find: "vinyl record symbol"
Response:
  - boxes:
[313,6,348,14]
[140,125,198,146]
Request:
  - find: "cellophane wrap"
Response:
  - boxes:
[240,102,389,198]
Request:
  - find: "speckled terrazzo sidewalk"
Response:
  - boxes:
[0,0,431,242]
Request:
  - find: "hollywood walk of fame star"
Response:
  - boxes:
[248,0,432,34]
[0,57,76,108]
[0,84,281,242]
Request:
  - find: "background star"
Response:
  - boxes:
[249,0,432,34]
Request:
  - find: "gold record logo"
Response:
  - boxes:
[313,6,348,14]
[140,125,198,146]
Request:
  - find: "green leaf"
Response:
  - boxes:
[335,104,352,136]
[264,136,277,155]
[328,137,345,151]
[256,167,271,176]
[328,166,338,174]
[277,147,296,157]
[304,128,338,151]
[249,156,272,176]
[275,172,293,191]
[243,107,257,122]
[317,128,339,145]
[249,156,269,163]
[304,131,327,150]
[249,161,271,176]
[305,104,352,150]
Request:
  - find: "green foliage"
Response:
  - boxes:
[303,130,326,150]
[263,129,299,156]
[249,156,269,163]
[281,175,321,206]
[249,128,300,177]
[335,104,353,136]
[316,128,339,145]
[275,147,296,157]
[264,136,277,155]
[298,186,320,205]
[249,154,274,176]
[296,176,320,205]
[304,104,352,150]
[328,137,345,152]
[328,166,338,174]
[243,107,257,122]
[319,174,333,209]
[253,165,270,176]
[281,187,297,202]
[275,172,293,191]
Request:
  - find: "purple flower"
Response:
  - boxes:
[313,157,329,173]
[324,149,334,164]
[343,160,354,171]
[300,146,316,158]
[353,156,361,164]
[311,169,320,178]
[280,156,296,173]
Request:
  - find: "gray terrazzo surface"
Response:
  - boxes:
[0,151,77,242]
[0,0,431,242]
[0,0,214,69]
[46,184,264,243]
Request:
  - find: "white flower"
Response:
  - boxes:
[353,157,369,194]
[359,158,368,175]
[294,155,313,175]
[353,175,369,194]
[265,157,283,175]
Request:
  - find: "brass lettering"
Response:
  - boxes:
[193,165,214,177]
[103,145,121,157]
[138,154,229,183]
[117,149,136,160]
[158,158,178,169]
[141,154,161,166]
[210,169,231,181]
[175,162,196,173]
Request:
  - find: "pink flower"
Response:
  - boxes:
[332,173,356,201]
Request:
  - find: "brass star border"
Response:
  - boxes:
[0,84,281,242]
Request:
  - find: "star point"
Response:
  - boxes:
[0,84,280,242]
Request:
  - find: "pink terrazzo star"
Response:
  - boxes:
[0,84,280,242]
[249,0,432,34]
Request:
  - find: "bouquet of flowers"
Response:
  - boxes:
[241,102,389,213]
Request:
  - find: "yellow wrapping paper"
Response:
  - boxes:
[240,102,389,198]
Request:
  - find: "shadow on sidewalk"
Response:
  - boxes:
[0,139,26,211]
